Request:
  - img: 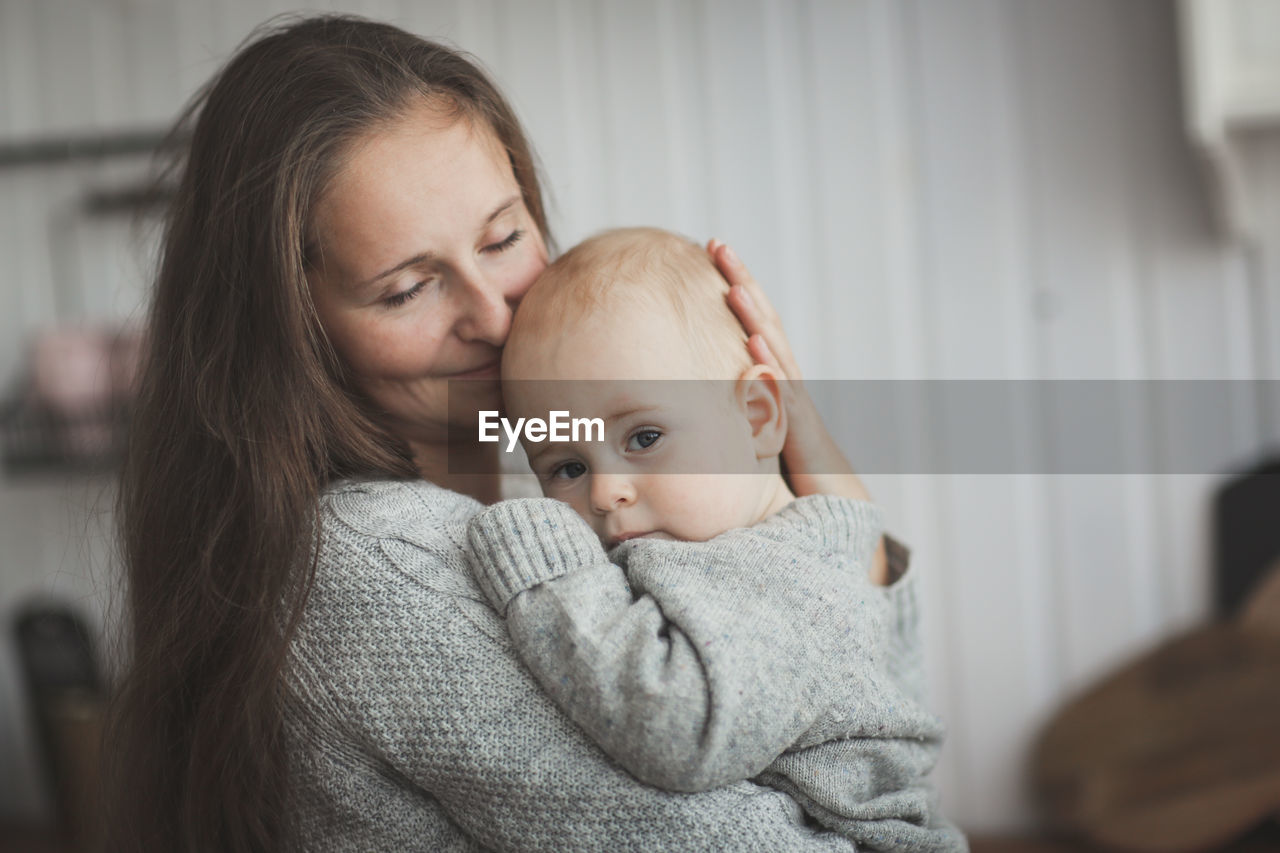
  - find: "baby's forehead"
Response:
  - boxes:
[514,378,738,425]
[525,300,707,376]
[507,235,747,380]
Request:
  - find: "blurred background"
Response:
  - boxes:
[1,0,1279,848]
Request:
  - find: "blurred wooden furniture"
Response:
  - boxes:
[970,824,1280,852]
[0,822,71,853]
[1033,563,1280,852]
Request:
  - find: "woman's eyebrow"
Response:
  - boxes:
[484,194,521,226]
[353,195,522,293]
[356,251,436,292]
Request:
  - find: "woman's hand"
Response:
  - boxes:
[710,239,889,584]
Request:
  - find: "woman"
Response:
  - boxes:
[105,15,911,852]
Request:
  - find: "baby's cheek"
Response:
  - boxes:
[659,477,742,541]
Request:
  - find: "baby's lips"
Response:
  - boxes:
[606,530,651,549]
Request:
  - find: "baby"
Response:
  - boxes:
[465,228,965,852]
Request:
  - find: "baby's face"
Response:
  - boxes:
[502,300,781,548]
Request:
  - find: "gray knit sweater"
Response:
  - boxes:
[466,495,965,853]
[285,479,960,851]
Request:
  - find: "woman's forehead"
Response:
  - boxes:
[329,106,510,209]
[311,110,517,268]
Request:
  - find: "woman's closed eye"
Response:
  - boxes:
[382,278,437,309]
[626,428,662,452]
[380,230,524,308]
[481,229,524,254]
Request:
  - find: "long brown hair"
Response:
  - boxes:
[104,16,549,851]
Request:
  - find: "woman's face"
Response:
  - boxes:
[309,101,548,447]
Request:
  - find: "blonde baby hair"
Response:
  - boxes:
[508,226,751,379]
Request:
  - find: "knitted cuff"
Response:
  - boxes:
[466,498,602,616]
[769,495,884,565]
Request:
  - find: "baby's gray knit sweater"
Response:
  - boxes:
[285,479,962,851]
[466,495,965,853]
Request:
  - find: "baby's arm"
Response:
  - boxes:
[466,494,886,792]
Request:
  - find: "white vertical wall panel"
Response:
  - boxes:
[759,1,820,373]
[544,0,611,246]
[1259,135,1280,396]
[1,2,45,138]
[1013,3,1176,703]
[1116,2,1261,635]
[455,0,501,80]
[33,2,93,133]
[654,0,713,264]
[907,0,1058,827]
[805,0,903,381]
[701,0,784,309]
[1018,1,1147,380]
[838,4,953,791]
[2,0,1280,834]
[599,4,681,229]
[490,1,572,236]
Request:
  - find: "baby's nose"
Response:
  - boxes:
[591,474,636,513]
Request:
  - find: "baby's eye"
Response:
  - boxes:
[626,429,662,451]
[550,460,587,480]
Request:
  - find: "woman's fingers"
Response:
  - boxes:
[746,334,783,376]
[711,240,802,381]
[712,242,777,325]
[709,241,885,582]
[728,285,768,345]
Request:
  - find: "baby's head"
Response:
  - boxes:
[502,227,794,547]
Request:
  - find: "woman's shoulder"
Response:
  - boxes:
[309,477,488,604]
[320,477,483,539]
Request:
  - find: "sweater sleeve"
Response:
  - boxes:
[292,485,862,853]
[465,495,888,792]
[881,552,930,706]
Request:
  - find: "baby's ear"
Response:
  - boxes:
[736,364,787,460]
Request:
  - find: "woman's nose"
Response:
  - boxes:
[454,268,516,345]
[590,474,636,515]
